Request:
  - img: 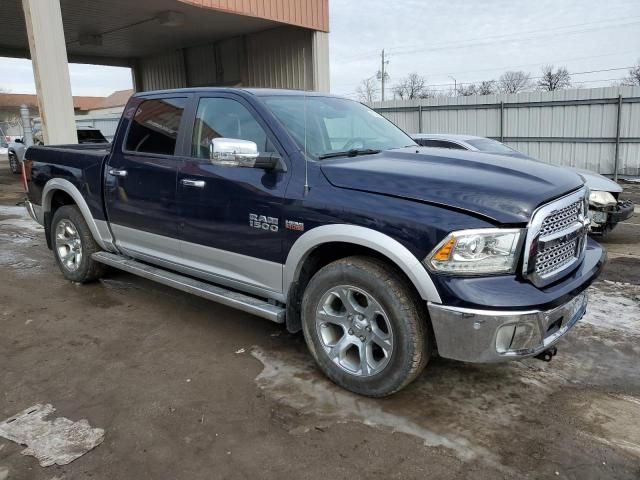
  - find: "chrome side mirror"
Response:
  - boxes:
[210,138,259,167]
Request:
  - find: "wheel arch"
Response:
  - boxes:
[42,178,115,252]
[283,225,441,332]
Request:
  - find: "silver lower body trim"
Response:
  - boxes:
[427,291,588,363]
[92,252,285,323]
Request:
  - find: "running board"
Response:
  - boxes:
[92,252,285,323]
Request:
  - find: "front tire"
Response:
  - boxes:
[301,256,430,397]
[8,153,21,174]
[51,205,106,283]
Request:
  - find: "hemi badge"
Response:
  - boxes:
[285,220,305,232]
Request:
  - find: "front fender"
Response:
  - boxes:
[283,224,442,303]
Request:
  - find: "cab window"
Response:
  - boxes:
[191,97,274,159]
[125,98,187,155]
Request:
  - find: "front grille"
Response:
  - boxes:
[524,189,588,287]
[535,239,578,277]
[539,200,582,236]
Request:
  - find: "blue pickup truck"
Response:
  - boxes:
[23,88,604,396]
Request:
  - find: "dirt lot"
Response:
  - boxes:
[1,158,639,479]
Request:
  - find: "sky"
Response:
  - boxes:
[0,0,639,98]
[330,0,640,99]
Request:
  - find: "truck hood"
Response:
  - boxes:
[570,167,622,193]
[320,147,585,224]
[498,152,622,194]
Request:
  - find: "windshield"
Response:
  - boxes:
[466,138,516,154]
[261,95,415,159]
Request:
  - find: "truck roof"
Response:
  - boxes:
[133,87,337,98]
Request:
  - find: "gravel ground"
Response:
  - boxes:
[1,158,639,479]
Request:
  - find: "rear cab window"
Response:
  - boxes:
[125,98,188,155]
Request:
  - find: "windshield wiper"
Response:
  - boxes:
[318,148,381,160]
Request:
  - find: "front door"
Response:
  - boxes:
[105,96,190,262]
[176,94,290,296]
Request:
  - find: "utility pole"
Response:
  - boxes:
[449,75,457,94]
[380,49,389,102]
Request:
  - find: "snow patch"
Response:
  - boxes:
[582,285,640,335]
[0,205,43,232]
[0,404,104,467]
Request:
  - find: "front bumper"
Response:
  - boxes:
[610,200,634,223]
[589,200,634,228]
[427,291,588,363]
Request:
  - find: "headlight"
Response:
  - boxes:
[588,190,617,208]
[426,228,523,274]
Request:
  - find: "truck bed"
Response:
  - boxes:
[26,144,111,222]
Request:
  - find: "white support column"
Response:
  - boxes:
[22,0,77,145]
[312,31,330,92]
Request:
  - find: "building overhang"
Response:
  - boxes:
[0,0,328,66]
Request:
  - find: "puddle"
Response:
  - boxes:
[0,205,46,275]
[251,281,640,471]
[252,346,514,469]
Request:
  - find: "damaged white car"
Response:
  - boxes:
[412,133,634,235]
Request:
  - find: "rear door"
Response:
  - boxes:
[175,93,290,296]
[105,95,190,261]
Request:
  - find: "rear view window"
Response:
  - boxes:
[125,98,187,155]
[77,129,108,144]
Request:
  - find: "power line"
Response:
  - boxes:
[335,15,640,63]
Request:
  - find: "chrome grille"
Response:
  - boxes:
[539,200,582,236]
[523,188,589,287]
[535,239,578,277]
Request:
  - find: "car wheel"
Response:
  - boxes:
[301,256,430,397]
[8,153,21,174]
[51,205,106,283]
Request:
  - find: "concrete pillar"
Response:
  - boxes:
[312,31,330,92]
[22,0,77,145]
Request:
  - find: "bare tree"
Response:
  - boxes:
[456,84,478,96]
[392,73,431,99]
[457,80,496,96]
[477,80,497,95]
[621,60,640,86]
[356,77,378,103]
[498,71,532,94]
[538,65,571,91]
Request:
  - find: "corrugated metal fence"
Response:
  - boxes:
[369,86,640,177]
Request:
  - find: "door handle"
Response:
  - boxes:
[180,179,206,188]
[108,168,128,177]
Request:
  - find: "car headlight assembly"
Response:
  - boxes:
[426,228,523,274]
[588,190,617,208]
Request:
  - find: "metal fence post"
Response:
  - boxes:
[418,104,423,133]
[500,101,504,143]
[614,94,622,181]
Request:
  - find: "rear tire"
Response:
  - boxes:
[51,205,106,283]
[8,153,21,174]
[301,256,430,397]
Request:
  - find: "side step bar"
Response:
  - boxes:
[92,252,285,323]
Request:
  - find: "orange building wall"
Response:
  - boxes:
[179,0,329,32]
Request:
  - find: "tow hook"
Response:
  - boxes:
[535,347,558,362]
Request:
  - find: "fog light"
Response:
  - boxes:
[510,322,541,351]
[496,325,516,353]
[496,321,541,353]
